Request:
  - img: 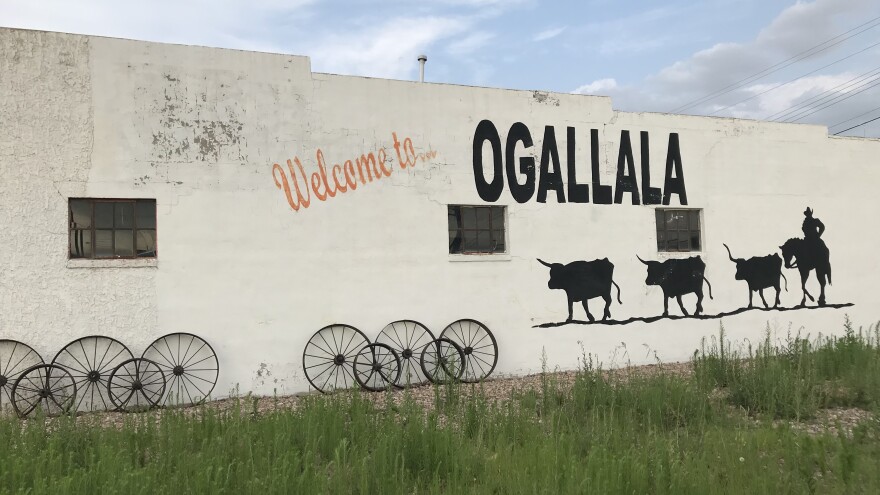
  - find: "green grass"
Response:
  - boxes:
[2,317,880,494]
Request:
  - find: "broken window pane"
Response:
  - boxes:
[70,200,91,229]
[136,229,157,256]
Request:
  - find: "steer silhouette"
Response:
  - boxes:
[724,243,788,309]
[537,258,622,322]
[637,255,713,316]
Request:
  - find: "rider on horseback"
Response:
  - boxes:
[780,207,831,307]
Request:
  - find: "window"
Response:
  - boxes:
[69,199,157,259]
[655,209,701,252]
[448,205,506,254]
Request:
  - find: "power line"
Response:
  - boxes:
[833,115,880,135]
[785,77,880,122]
[780,74,880,122]
[764,66,880,121]
[669,15,880,113]
[828,105,880,129]
[706,39,880,116]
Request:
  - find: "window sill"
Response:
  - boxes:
[656,251,703,258]
[448,254,512,262]
[67,258,158,269]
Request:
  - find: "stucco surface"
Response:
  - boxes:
[2,28,879,397]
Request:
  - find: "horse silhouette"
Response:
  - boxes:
[779,237,831,306]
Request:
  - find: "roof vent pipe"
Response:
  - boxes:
[418,54,427,83]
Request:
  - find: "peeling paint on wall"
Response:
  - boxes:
[142,73,248,164]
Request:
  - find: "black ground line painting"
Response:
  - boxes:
[534,303,855,328]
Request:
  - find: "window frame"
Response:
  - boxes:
[655,208,702,253]
[447,205,507,255]
[68,198,157,260]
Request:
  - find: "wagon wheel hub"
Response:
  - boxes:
[0,375,6,387]
[372,363,383,372]
[87,371,101,383]
[38,389,50,399]
[402,349,413,359]
[334,354,346,366]
[132,380,143,391]
[464,346,473,355]
[172,365,185,376]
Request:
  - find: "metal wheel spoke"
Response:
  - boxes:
[60,348,91,375]
[6,348,38,376]
[179,374,204,402]
[2,341,19,373]
[306,339,335,357]
[180,343,210,368]
[179,335,196,370]
[77,340,94,371]
[161,338,179,367]
[97,346,129,373]
[148,344,176,369]
[305,361,336,371]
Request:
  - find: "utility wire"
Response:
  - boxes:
[780,74,880,122]
[670,15,880,113]
[828,105,880,129]
[764,66,880,121]
[833,115,880,135]
[706,39,880,116]
[784,77,880,122]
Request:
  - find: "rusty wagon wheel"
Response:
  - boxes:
[0,340,44,413]
[420,338,466,384]
[51,336,133,413]
[353,343,402,392]
[11,364,77,418]
[142,333,219,407]
[440,319,498,383]
[107,358,167,412]
[302,324,369,394]
[374,320,435,388]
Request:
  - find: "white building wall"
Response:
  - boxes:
[2,28,878,396]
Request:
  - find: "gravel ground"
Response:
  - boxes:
[3,361,873,437]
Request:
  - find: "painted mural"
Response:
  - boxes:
[537,258,622,322]
[272,132,438,213]
[535,208,852,328]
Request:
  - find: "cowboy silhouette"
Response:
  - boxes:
[781,207,832,307]
[801,207,825,240]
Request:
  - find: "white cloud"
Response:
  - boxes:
[571,0,880,136]
[532,26,566,42]
[573,78,618,95]
[308,16,469,79]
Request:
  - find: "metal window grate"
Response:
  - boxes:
[448,205,506,254]
[69,199,157,259]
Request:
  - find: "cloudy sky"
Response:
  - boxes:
[3,0,879,137]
